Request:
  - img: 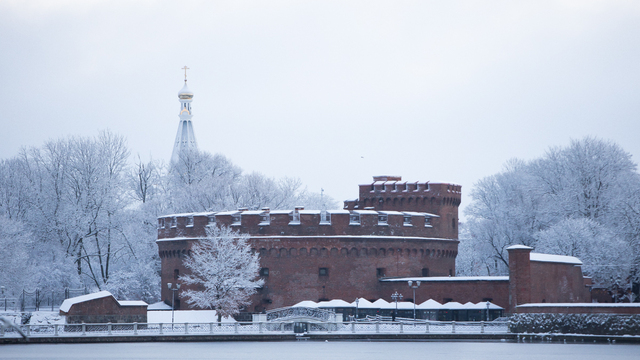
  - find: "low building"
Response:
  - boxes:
[59,291,147,324]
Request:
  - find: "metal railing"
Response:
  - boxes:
[0,320,509,339]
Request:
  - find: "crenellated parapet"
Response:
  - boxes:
[343,176,461,239]
[157,207,444,240]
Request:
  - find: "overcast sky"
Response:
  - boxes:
[1,1,639,218]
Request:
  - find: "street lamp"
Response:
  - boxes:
[486,301,491,321]
[408,280,421,320]
[391,291,403,321]
[167,282,181,326]
[355,298,359,321]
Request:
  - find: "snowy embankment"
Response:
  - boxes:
[147,309,235,323]
[510,313,640,335]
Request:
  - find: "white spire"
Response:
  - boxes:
[171,66,198,164]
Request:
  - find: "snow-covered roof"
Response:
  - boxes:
[299,210,321,215]
[422,212,440,218]
[156,236,204,243]
[269,210,291,215]
[119,300,148,307]
[371,299,390,307]
[418,299,443,309]
[159,212,196,218]
[292,300,319,308]
[530,253,582,265]
[352,210,378,215]
[351,298,376,308]
[402,212,425,217]
[377,211,404,216]
[317,299,352,308]
[214,210,241,216]
[148,301,173,311]
[240,210,264,215]
[382,276,509,282]
[442,301,465,310]
[60,291,114,313]
[506,244,533,250]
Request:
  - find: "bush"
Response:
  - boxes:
[510,313,640,335]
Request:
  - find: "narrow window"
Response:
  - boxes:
[186,216,194,227]
[378,214,388,225]
[403,215,412,226]
[207,215,216,227]
[425,217,432,227]
[452,218,456,229]
[171,217,177,228]
[422,268,429,277]
[232,214,241,226]
[319,267,329,276]
[158,218,165,229]
[349,213,360,225]
[376,268,385,277]
[260,213,270,225]
[174,269,179,280]
[260,268,269,277]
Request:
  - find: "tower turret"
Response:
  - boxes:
[170,66,198,164]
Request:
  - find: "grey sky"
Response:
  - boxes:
[1,1,639,218]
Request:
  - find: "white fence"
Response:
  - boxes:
[1,320,509,339]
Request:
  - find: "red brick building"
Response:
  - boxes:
[157,176,460,312]
[157,176,593,315]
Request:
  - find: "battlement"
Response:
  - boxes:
[156,207,447,240]
[344,176,461,239]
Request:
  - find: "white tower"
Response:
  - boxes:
[170,66,198,164]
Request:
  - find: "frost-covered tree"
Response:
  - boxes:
[461,137,640,297]
[180,226,263,322]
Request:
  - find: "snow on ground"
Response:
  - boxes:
[28,311,65,325]
[147,310,235,323]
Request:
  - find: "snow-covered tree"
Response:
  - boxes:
[462,137,640,296]
[180,226,264,322]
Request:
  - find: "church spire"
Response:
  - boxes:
[171,66,198,164]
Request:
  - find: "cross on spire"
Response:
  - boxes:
[182,66,190,83]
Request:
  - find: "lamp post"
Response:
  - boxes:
[391,291,403,321]
[167,282,181,326]
[1,286,5,311]
[355,298,359,321]
[407,280,421,320]
[486,301,491,321]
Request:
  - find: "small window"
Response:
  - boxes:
[186,216,194,227]
[378,214,388,225]
[207,215,216,227]
[422,268,429,277]
[260,213,270,225]
[449,269,453,276]
[370,184,375,191]
[349,213,360,225]
[260,268,269,277]
[452,218,456,229]
[174,269,179,280]
[158,218,165,229]
[425,217,432,227]
[376,268,385,277]
[319,267,329,276]
[231,214,241,226]
[171,217,177,228]
[403,215,412,226]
